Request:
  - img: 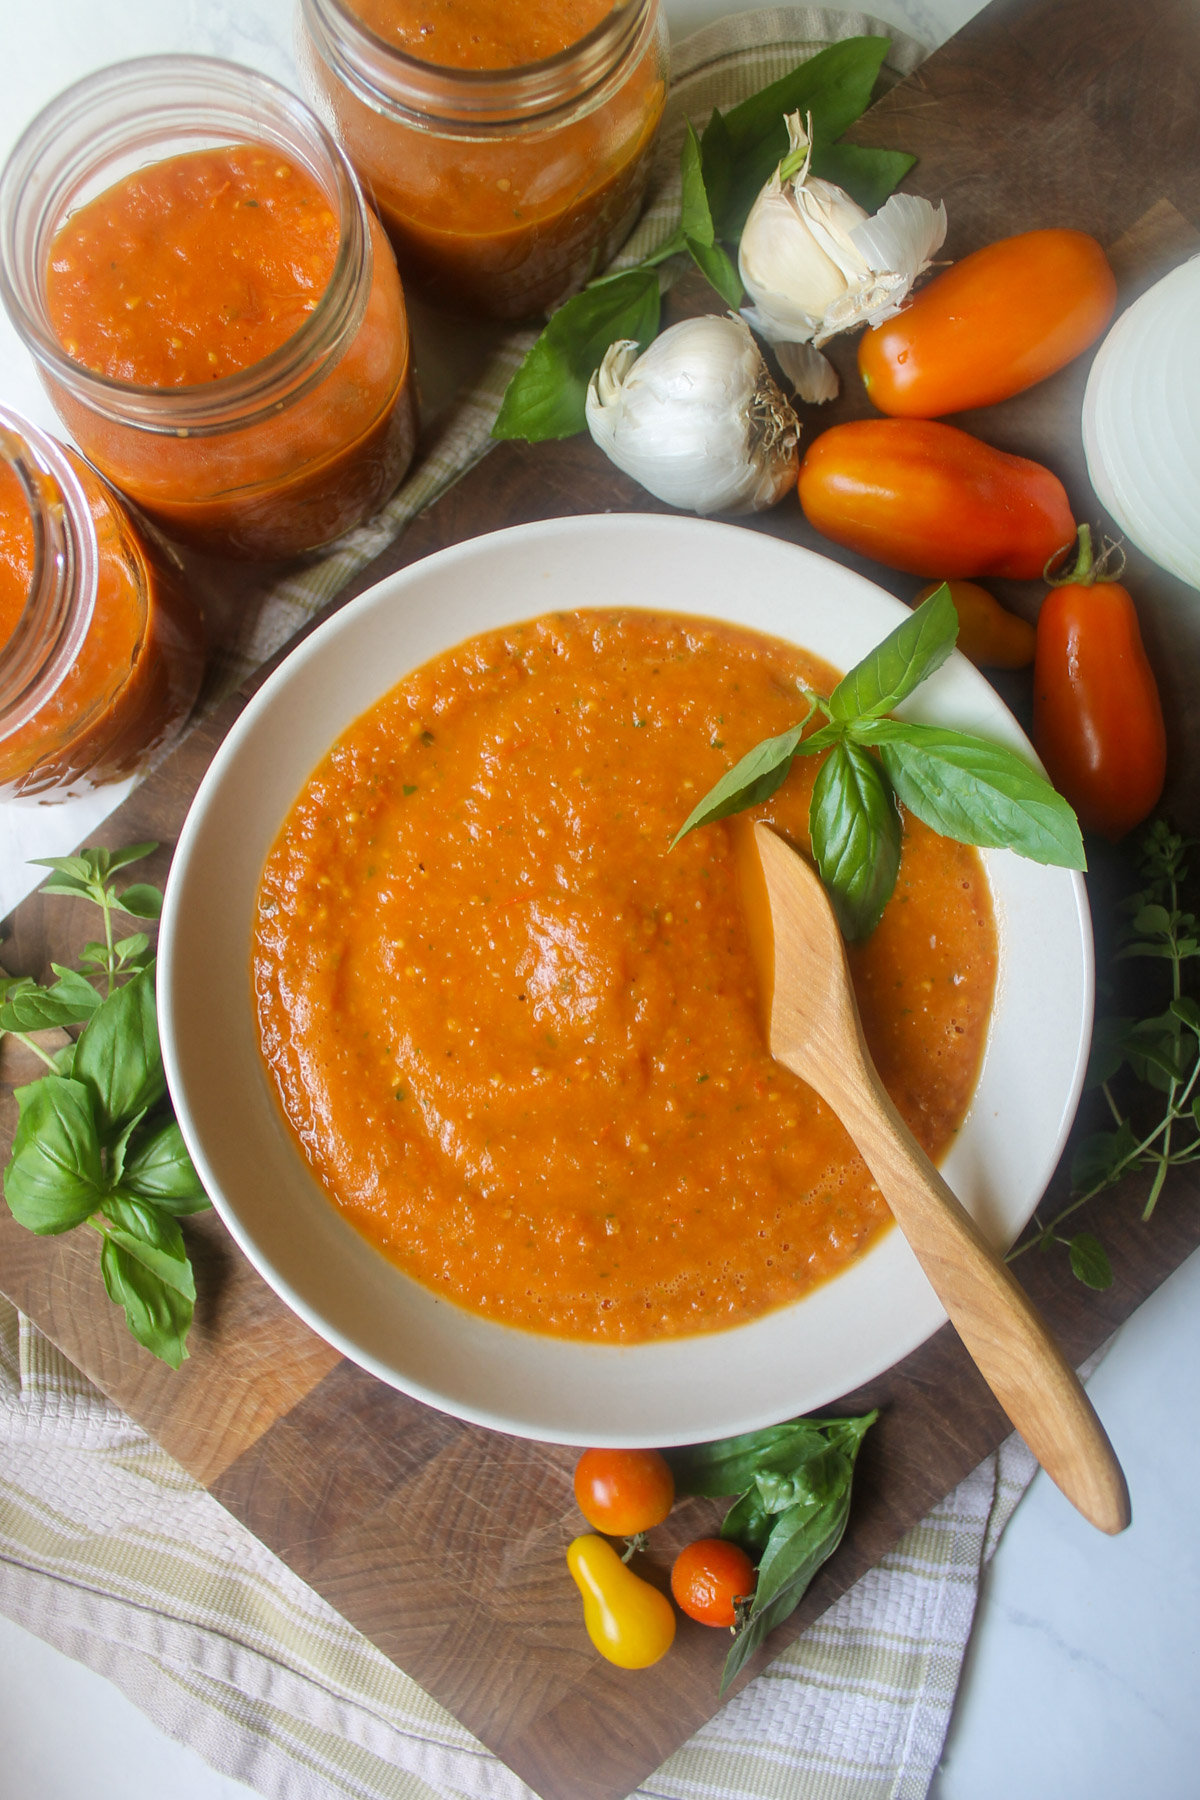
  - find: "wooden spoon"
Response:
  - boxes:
[737,819,1131,1536]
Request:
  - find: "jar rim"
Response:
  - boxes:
[301,0,656,131]
[0,409,98,739]
[0,55,372,438]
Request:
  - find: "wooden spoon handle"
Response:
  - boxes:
[830,1055,1130,1535]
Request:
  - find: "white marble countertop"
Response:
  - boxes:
[2,3,1198,1798]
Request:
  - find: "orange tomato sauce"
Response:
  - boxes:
[254,611,996,1342]
[314,1,666,316]
[0,455,204,799]
[42,147,415,558]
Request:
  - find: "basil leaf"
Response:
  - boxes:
[73,962,166,1133]
[671,701,817,848]
[109,1109,147,1185]
[856,720,1087,870]
[99,1233,193,1368]
[113,882,163,920]
[810,740,901,940]
[698,106,734,238]
[721,1485,852,1694]
[680,121,715,246]
[3,1076,105,1234]
[29,853,94,883]
[102,1195,195,1298]
[811,142,916,211]
[1085,1016,1134,1087]
[686,237,743,308]
[1068,1231,1113,1291]
[492,269,661,442]
[828,586,958,723]
[666,1417,840,1497]
[29,872,97,902]
[711,37,892,237]
[720,1486,775,1559]
[101,841,158,876]
[754,1445,844,1515]
[122,1118,210,1214]
[0,965,101,1032]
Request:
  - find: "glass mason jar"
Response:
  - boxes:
[0,409,205,801]
[298,0,669,319]
[0,58,417,562]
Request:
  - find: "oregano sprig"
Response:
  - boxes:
[2,844,209,1367]
[673,585,1086,939]
[1009,821,1200,1290]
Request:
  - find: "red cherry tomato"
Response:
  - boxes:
[859,229,1117,417]
[797,420,1075,579]
[671,1538,757,1627]
[573,1448,675,1536]
[1033,528,1166,841]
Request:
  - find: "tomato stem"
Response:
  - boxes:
[1044,522,1126,588]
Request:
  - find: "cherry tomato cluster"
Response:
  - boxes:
[567,1448,757,1670]
[794,227,1165,842]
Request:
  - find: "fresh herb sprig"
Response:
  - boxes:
[1010,821,1200,1291]
[493,37,915,443]
[673,586,1086,939]
[668,1410,877,1692]
[1,844,209,1367]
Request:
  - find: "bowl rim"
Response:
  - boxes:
[159,513,1093,1445]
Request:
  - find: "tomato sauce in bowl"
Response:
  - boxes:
[253,609,996,1343]
[300,0,669,317]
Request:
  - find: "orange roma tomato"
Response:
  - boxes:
[914,580,1036,669]
[574,1448,675,1536]
[859,230,1116,417]
[797,420,1075,579]
[1033,529,1166,841]
[671,1538,756,1628]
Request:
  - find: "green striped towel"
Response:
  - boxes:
[0,1295,1039,1800]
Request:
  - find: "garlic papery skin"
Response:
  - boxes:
[584,315,800,515]
[738,111,947,403]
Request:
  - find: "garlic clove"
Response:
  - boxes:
[585,314,800,516]
[773,339,840,404]
[848,194,949,328]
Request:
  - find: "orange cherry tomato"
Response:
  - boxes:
[797,420,1075,579]
[1033,528,1166,841]
[915,580,1036,669]
[671,1538,757,1627]
[573,1448,675,1536]
[859,229,1117,417]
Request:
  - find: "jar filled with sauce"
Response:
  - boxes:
[0,58,417,561]
[298,0,669,318]
[0,409,204,801]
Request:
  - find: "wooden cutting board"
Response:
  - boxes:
[4,1,1200,1795]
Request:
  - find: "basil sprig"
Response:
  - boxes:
[494,37,915,443]
[674,585,1086,940]
[2,846,210,1368]
[668,1410,877,1693]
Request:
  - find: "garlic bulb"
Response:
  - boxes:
[738,112,947,403]
[584,314,800,515]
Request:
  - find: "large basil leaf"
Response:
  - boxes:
[855,720,1087,870]
[720,1486,775,1560]
[813,143,916,211]
[0,965,101,1032]
[810,740,902,940]
[667,1417,842,1497]
[73,963,166,1134]
[121,1118,211,1214]
[102,1195,195,1299]
[99,1234,193,1368]
[827,586,958,723]
[721,1484,853,1692]
[492,269,661,442]
[3,1076,105,1234]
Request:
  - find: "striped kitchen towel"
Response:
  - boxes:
[0,1297,1041,1800]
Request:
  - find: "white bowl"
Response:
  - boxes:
[1082,257,1200,592]
[159,515,1093,1446]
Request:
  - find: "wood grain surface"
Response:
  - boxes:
[4,1,1200,1795]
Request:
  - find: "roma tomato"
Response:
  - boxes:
[573,1448,675,1536]
[859,230,1116,417]
[566,1535,677,1669]
[797,420,1075,579]
[671,1538,756,1628]
[914,580,1036,669]
[1033,527,1166,841]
